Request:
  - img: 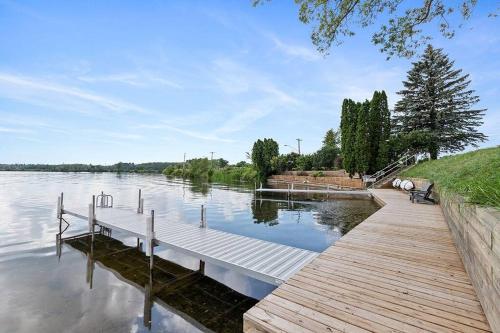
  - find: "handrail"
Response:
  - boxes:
[363,154,416,188]
[96,191,113,208]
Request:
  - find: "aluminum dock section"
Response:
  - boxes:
[59,193,318,286]
[244,189,491,333]
[256,188,372,198]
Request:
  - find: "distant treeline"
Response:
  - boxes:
[0,162,177,173]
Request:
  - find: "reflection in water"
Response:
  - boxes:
[0,172,379,332]
[251,194,377,235]
[62,234,258,332]
[251,199,279,225]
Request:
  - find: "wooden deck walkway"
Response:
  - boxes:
[244,189,491,333]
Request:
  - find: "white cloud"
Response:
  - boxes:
[77,72,182,89]
[214,107,269,134]
[208,58,301,135]
[269,35,320,61]
[138,122,234,143]
[0,73,152,114]
[0,126,33,134]
[105,132,143,140]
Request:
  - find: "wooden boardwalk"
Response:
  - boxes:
[244,189,492,333]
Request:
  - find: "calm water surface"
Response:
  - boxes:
[0,172,379,332]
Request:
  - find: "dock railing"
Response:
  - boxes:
[363,153,417,188]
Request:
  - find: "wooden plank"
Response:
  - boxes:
[291,269,490,330]
[244,189,492,333]
[291,272,490,332]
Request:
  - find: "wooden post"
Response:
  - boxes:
[199,260,205,275]
[100,191,104,207]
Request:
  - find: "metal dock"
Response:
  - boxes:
[57,191,319,286]
[256,188,372,199]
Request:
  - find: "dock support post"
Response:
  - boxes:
[57,192,64,235]
[146,210,155,271]
[199,260,205,275]
[137,189,144,214]
[199,205,207,273]
[200,205,207,228]
[56,192,63,260]
[86,237,95,289]
[88,195,95,241]
[144,268,153,329]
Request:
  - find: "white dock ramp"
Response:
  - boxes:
[62,204,318,286]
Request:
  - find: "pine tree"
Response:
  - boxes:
[355,101,371,175]
[394,45,486,159]
[323,129,339,147]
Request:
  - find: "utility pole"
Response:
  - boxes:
[209,151,215,168]
[296,138,302,155]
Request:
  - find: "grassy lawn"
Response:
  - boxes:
[400,147,500,208]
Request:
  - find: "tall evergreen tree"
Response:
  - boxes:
[376,90,391,170]
[323,129,339,147]
[367,91,382,173]
[251,138,279,178]
[340,99,358,177]
[355,101,371,175]
[394,45,486,159]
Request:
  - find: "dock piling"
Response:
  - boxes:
[200,205,207,228]
[88,195,96,241]
[137,189,143,214]
[146,210,155,270]
[57,192,63,235]
[199,260,205,275]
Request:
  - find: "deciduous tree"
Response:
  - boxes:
[254,0,492,59]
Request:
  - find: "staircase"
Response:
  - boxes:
[363,154,416,188]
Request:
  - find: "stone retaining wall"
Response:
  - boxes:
[438,190,499,332]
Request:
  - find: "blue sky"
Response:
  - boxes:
[0,1,498,164]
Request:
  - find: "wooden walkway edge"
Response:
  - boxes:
[243,189,492,333]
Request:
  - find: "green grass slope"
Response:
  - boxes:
[401,147,500,208]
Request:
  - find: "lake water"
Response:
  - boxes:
[0,172,379,332]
